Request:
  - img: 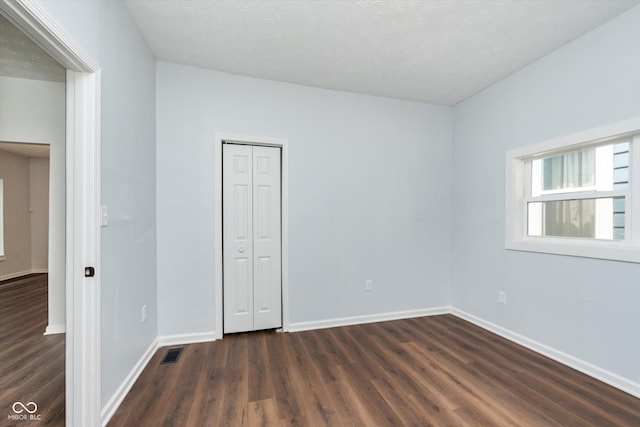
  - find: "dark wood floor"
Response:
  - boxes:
[0,274,65,426]
[109,314,640,426]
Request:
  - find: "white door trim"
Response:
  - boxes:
[0,1,101,426]
[214,133,289,338]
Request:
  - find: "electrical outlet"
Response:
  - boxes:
[498,291,507,305]
[141,305,147,322]
[365,280,373,292]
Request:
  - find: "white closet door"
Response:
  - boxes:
[252,146,282,330]
[223,144,254,333]
[223,144,282,333]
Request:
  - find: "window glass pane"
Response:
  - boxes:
[542,148,595,191]
[528,197,624,240]
[533,141,631,196]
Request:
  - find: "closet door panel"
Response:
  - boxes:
[252,146,282,330]
[223,144,254,333]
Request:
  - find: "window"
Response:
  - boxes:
[506,117,640,262]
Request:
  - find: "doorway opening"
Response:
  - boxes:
[0,9,66,422]
[0,1,102,424]
[0,141,63,424]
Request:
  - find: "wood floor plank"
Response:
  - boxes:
[324,328,359,366]
[453,405,508,427]
[418,318,591,426]
[248,331,274,402]
[336,356,407,426]
[247,398,280,427]
[220,377,249,426]
[403,340,563,427]
[434,318,640,426]
[162,345,211,427]
[364,328,468,412]
[279,332,337,425]
[396,321,555,426]
[465,358,597,426]
[264,332,306,426]
[290,330,371,426]
[447,317,640,422]
[0,274,64,427]
[372,344,482,426]
[109,315,640,426]
[184,342,228,426]
[370,376,447,427]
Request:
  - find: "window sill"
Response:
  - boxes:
[0,255,5,262]
[506,237,640,263]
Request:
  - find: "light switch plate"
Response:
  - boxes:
[101,205,108,227]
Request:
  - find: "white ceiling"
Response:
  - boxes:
[124,0,639,106]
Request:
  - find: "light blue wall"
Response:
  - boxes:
[34,0,640,409]
[452,5,640,384]
[35,0,157,408]
[156,62,452,335]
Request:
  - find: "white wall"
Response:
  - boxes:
[0,76,64,144]
[35,0,157,409]
[156,63,452,336]
[0,76,64,331]
[452,5,640,386]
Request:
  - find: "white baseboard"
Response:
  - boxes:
[289,306,451,332]
[451,308,640,399]
[101,338,158,427]
[44,323,65,335]
[157,331,218,348]
[0,269,47,282]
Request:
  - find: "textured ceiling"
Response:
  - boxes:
[0,14,65,83]
[124,0,639,105]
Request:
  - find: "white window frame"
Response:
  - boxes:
[506,117,640,263]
